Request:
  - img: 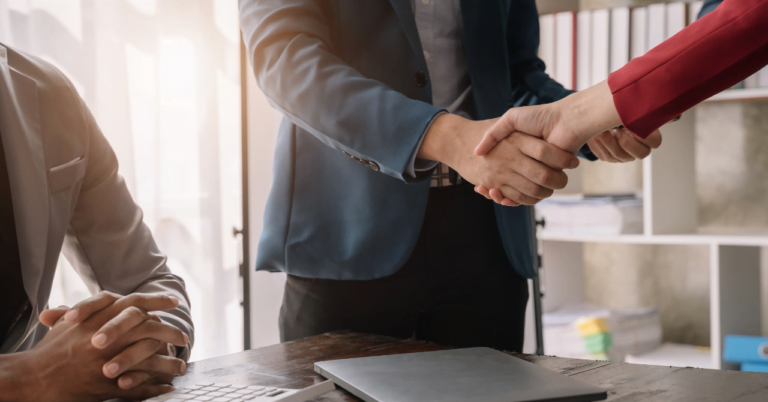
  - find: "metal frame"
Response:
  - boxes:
[238,37,252,351]
[529,206,545,356]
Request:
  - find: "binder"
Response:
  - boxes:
[688,1,705,24]
[630,7,647,60]
[610,7,630,73]
[742,362,768,373]
[666,2,687,39]
[539,14,556,78]
[590,9,610,86]
[555,11,576,90]
[647,3,666,49]
[723,335,768,364]
[576,11,592,91]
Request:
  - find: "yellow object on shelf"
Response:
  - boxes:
[575,317,609,337]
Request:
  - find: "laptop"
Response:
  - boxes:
[315,347,607,402]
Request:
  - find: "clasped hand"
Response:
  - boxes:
[27,292,189,402]
[468,99,661,206]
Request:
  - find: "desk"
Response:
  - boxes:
[173,331,768,401]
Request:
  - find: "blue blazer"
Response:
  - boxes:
[240,0,573,280]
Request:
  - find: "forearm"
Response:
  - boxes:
[608,0,768,137]
[559,80,622,146]
[0,353,35,401]
[241,0,442,181]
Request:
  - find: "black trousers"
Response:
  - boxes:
[279,182,530,352]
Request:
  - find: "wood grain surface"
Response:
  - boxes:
[163,331,768,401]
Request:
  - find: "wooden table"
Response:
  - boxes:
[173,331,768,402]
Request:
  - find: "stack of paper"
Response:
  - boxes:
[535,195,643,236]
[543,304,662,362]
[626,343,712,369]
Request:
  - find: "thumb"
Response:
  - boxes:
[39,306,70,328]
[474,110,519,156]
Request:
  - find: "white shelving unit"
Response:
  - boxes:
[539,95,765,370]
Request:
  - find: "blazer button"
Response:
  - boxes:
[368,161,380,172]
[414,71,428,88]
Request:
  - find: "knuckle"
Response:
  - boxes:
[531,143,547,161]
[536,170,553,186]
[126,306,147,319]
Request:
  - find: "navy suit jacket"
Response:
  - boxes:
[240,0,573,280]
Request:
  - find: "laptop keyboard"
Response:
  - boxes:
[144,383,305,401]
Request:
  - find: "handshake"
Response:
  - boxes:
[418,81,662,206]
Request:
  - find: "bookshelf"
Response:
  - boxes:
[533,0,767,370]
[706,88,768,103]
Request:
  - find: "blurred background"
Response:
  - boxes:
[1,0,766,370]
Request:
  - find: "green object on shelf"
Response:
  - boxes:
[584,332,612,354]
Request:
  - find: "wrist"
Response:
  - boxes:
[416,113,469,167]
[0,352,38,401]
[561,80,623,144]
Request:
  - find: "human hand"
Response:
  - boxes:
[586,128,662,162]
[39,292,188,392]
[475,80,625,157]
[416,113,579,206]
[19,301,185,402]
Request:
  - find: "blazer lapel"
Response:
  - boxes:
[388,0,426,59]
[460,0,512,119]
[0,44,49,308]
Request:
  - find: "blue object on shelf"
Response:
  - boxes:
[724,335,768,364]
[742,362,768,373]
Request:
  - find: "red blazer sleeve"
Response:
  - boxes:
[608,0,768,138]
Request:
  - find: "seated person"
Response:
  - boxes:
[0,42,193,401]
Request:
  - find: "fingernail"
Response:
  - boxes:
[179,361,187,375]
[570,159,579,169]
[183,333,189,345]
[93,333,108,347]
[121,377,133,388]
[169,296,179,306]
[64,309,78,322]
[106,362,120,376]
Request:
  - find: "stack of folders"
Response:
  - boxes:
[535,195,643,236]
[724,335,768,373]
[537,2,768,92]
[543,304,662,362]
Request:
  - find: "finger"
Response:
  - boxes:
[515,133,580,170]
[475,185,493,200]
[124,354,186,379]
[65,291,122,324]
[500,198,520,207]
[104,339,161,378]
[488,188,505,204]
[635,129,662,149]
[112,293,180,316]
[475,112,518,156]
[92,306,151,349]
[615,128,651,159]
[39,306,70,328]
[497,185,542,206]
[121,384,175,401]
[597,131,635,162]
[118,377,174,398]
[488,188,521,207]
[124,320,189,349]
[588,137,619,163]
[509,154,569,190]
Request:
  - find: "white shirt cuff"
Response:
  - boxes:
[407,111,445,179]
